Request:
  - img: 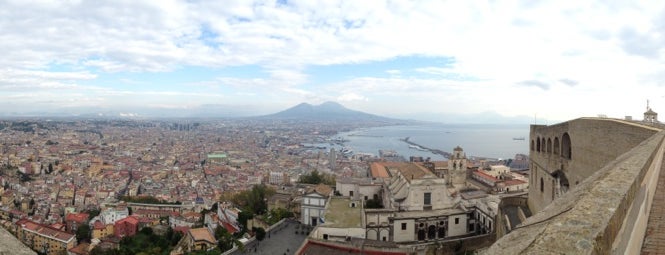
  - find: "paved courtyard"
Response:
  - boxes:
[232,219,310,255]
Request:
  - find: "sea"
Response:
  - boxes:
[324,123,529,161]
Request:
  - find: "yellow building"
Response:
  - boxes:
[92,220,114,239]
[16,219,76,255]
[183,228,216,252]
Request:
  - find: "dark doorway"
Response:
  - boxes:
[418,229,425,240]
[428,225,436,239]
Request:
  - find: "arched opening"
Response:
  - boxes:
[540,177,544,193]
[438,224,445,238]
[552,170,570,194]
[531,139,535,151]
[553,137,560,155]
[562,133,572,159]
[418,229,426,241]
[541,138,546,153]
[536,137,541,152]
[428,225,436,239]
[366,229,377,240]
[380,229,389,241]
[547,138,552,153]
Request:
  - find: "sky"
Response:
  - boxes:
[2,0,665,122]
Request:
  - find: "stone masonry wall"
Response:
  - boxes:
[483,130,665,254]
[528,118,659,212]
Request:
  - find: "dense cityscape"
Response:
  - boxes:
[0,116,529,255]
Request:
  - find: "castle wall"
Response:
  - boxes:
[484,128,665,254]
[527,118,659,212]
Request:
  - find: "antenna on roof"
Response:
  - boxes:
[647,99,651,111]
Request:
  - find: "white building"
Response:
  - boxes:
[269,171,286,185]
[301,184,332,226]
[335,177,382,201]
[100,205,129,225]
[362,162,496,244]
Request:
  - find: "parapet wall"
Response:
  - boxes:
[484,130,665,254]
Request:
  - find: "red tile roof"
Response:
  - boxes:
[66,212,90,223]
[116,216,139,225]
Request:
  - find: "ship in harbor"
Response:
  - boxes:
[341,147,353,156]
[512,137,525,140]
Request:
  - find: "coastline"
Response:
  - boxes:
[335,123,528,160]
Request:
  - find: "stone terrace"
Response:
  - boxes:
[641,148,665,254]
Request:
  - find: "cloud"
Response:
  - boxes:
[3,1,665,120]
[0,69,96,90]
[518,80,550,90]
[386,69,401,76]
[559,78,579,86]
[337,93,368,102]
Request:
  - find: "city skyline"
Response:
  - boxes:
[2,1,665,121]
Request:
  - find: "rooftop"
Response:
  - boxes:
[389,163,434,182]
[322,197,363,228]
[189,228,216,244]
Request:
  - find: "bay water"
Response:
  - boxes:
[334,123,529,160]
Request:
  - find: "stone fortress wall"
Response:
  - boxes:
[486,117,665,254]
[528,118,659,212]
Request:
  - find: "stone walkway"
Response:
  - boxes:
[641,153,665,254]
[232,220,309,255]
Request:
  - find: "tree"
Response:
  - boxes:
[76,223,91,243]
[232,184,275,215]
[86,208,101,220]
[253,227,266,241]
[299,170,335,185]
[215,226,237,252]
[237,211,253,231]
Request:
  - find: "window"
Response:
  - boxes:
[424,192,431,205]
[364,196,368,200]
[401,223,407,230]
[562,132,572,159]
[455,218,459,224]
[540,178,544,192]
[349,191,353,197]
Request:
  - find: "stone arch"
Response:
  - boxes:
[541,138,546,153]
[366,229,378,240]
[438,221,446,238]
[531,139,535,151]
[428,225,436,239]
[561,133,572,159]
[547,138,552,153]
[536,137,541,152]
[552,170,570,192]
[553,137,560,155]
[379,229,389,241]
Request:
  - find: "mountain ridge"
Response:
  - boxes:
[260,101,401,123]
